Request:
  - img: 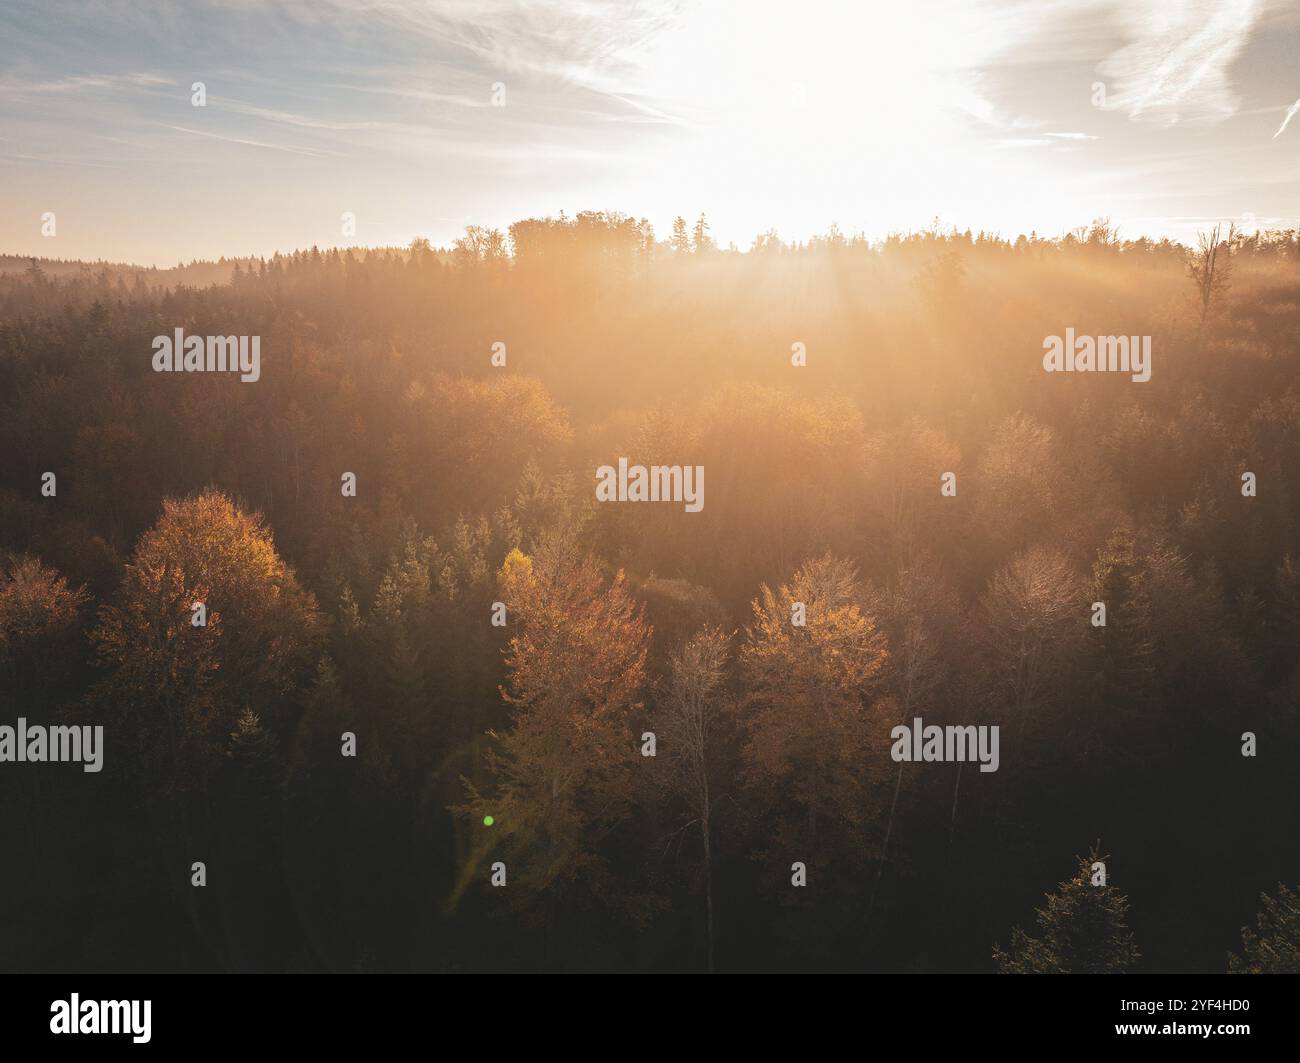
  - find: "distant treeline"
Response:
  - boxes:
[6,213,1300,298]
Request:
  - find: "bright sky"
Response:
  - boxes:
[2,0,1299,265]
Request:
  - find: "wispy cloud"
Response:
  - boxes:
[161,124,346,158]
[0,152,129,169]
[0,71,172,96]
[306,0,683,93]
[995,132,1100,149]
[1098,0,1263,125]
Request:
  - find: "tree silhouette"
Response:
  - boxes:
[994,849,1140,973]
[692,214,714,255]
[1188,222,1236,327]
[1229,884,1300,973]
[670,216,690,255]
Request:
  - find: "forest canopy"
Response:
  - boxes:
[1,215,1298,972]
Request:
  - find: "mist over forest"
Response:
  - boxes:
[2,215,1298,972]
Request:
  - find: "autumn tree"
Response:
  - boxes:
[86,491,319,948]
[394,373,573,526]
[682,383,868,610]
[91,490,322,793]
[0,553,89,716]
[975,544,1086,749]
[861,418,962,567]
[658,625,732,971]
[458,536,652,936]
[738,554,895,895]
[452,224,507,270]
[0,555,89,886]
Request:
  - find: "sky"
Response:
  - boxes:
[2,0,1299,266]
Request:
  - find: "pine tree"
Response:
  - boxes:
[670,216,690,255]
[1229,884,1300,972]
[692,213,714,254]
[994,849,1140,973]
[1089,528,1157,744]
[222,708,284,968]
[227,708,279,793]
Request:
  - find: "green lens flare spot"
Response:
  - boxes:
[483,815,494,827]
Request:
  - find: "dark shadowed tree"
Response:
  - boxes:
[976,544,1086,749]
[1229,884,1300,973]
[89,491,321,949]
[994,849,1140,973]
[1187,222,1235,326]
[0,555,89,889]
[659,625,732,972]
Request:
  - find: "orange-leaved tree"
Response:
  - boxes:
[456,535,650,927]
[91,490,321,795]
[738,553,895,897]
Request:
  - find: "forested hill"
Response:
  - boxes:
[1,214,1298,972]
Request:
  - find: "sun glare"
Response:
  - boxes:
[607,0,1083,247]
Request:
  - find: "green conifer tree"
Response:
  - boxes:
[994,849,1140,973]
[1229,884,1300,972]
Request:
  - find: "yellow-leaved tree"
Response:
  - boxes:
[91,490,321,794]
[455,535,651,942]
[739,553,896,902]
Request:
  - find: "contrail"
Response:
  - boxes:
[1274,97,1300,138]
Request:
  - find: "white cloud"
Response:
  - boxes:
[1098,0,1263,125]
